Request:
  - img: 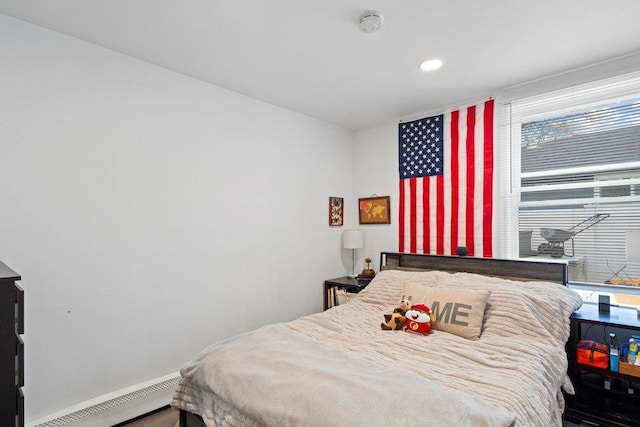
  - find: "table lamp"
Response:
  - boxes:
[343,229,364,278]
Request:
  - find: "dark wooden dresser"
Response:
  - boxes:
[0,261,23,427]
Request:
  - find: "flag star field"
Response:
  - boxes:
[399,115,444,178]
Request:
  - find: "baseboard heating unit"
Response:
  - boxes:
[29,373,179,427]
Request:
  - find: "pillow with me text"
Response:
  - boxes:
[403,281,491,340]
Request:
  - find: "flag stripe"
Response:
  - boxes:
[398,179,405,252]
[422,178,430,253]
[409,178,417,253]
[436,174,445,254]
[398,100,495,257]
[465,105,476,256]
[450,110,460,255]
[483,99,495,257]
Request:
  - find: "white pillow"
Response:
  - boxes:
[403,281,491,340]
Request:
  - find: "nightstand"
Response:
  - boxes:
[565,303,640,426]
[323,276,369,311]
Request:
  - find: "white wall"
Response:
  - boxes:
[352,123,399,270]
[0,15,356,422]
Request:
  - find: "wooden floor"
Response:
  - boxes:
[120,406,585,426]
[118,406,179,427]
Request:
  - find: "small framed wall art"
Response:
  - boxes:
[329,196,344,226]
[359,196,391,224]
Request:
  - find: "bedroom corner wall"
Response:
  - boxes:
[0,14,355,422]
[351,53,640,266]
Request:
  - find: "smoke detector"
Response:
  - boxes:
[358,12,382,33]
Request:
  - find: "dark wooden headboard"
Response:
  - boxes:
[380,252,568,285]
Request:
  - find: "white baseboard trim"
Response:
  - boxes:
[28,372,180,427]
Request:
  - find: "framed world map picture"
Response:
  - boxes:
[359,196,390,224]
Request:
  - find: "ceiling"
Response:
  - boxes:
[1,0,640,130]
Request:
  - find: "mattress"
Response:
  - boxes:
[171,268,583,427]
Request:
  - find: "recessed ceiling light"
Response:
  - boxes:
[420,59,443,72]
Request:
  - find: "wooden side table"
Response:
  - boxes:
[323,276,369,311]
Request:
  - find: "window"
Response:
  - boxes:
[500,72,640,308]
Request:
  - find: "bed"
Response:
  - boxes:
[171,252,583,426]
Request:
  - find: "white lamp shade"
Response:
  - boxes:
[627,230,640,262]
[343,229,364,249]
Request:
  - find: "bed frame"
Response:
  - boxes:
[179,409,205,427]
[380,252,568,285]
[177,252,568,426]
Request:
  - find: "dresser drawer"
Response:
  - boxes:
[17,387,24,427]
[16,335,24,387]
[15,284,24,335]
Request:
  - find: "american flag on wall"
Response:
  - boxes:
[398,99,495,257]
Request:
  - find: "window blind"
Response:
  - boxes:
[502,72,640,292]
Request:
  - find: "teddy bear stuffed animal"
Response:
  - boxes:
[404,303,434,335]
[380,296,412,330]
